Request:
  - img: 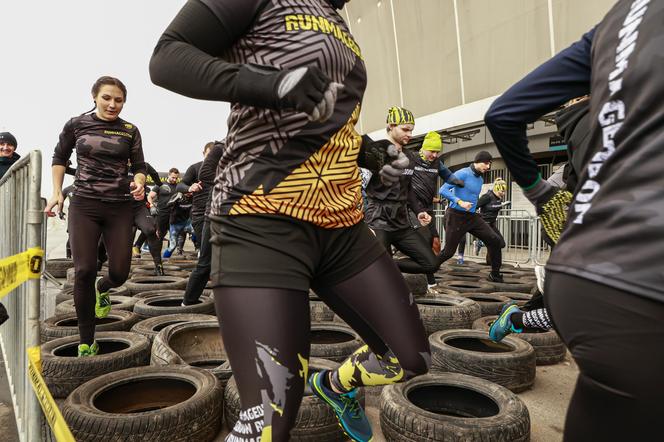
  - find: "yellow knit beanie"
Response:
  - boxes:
[421,131,442,152]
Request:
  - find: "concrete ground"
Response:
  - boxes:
[0,218,578,441]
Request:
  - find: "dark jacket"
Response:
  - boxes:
[0,152,21,179]
[554,99,591,192]
[476,191,504,224]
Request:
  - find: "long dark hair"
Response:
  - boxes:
[83,76,128,115]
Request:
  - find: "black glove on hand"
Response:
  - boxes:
[379,145,409,186]
[236,64,340,121]
[525,180,573,246]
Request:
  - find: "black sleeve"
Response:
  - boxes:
[129,128,147,176]
[484,28,594,188]
[198,142,224,187]
[52,118,76,167]
[149,0,265,102]
[177,163,198,193]
[476,193,491,210]
[145,163,162,186]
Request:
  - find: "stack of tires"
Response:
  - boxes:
[375,261,565,440]
[41,257,228,441]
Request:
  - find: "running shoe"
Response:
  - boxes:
[154,264,165,276]
[457,254,464,265]
[77,341,99,357]
[132,246,140,258]
[487,272,504,283]
[489,302,523,342]
[309,370,373,442]
[94,277,112,319]
[163,249,173,258]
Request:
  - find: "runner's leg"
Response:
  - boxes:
[68,198,104,345]
[183,221,212,305]
[214,287,310,441]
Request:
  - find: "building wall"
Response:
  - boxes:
[344,0,616,133]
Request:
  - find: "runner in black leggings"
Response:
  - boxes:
[177,142,214,252]
[484,1,664,439]
[150,2,430,440]
[130,162,165,274]
[45,76,146,357]
[181,141,224,306]
[365,108,450,287]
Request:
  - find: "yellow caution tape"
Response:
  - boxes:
[27,347,75,442]
[0,247,44,299]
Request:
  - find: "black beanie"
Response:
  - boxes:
[474,151,492,163]
[0,132,17,149]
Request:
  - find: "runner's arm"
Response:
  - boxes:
[150,0,274,103]
[484,28,594,189]
[198,141,224,187]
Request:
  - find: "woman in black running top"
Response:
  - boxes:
[45,76,146,357]
[151,1,429,441]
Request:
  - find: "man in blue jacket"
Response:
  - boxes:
[438,151,505,282]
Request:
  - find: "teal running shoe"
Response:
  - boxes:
[94,277,111,319]
[489,302,523,342]
[309,370,373,442]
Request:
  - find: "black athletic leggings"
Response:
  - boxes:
[215,253,430,441]
[132,202,162,266]
[68,196,134,345]
[135,212,170,252]
[182,221,211,305]
[545,271,664,442]
[374,227,440,285]
[457,221,504,261]
[439,209,504,274]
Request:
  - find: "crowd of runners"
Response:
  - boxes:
[16,0,660,441]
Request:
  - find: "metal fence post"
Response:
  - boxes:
[25,151,43,441]
[0,150,43,441]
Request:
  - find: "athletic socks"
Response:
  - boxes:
[522,308,553,330]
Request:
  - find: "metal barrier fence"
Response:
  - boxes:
[0,150,43,441]
[434,208,549,267]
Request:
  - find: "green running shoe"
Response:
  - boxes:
[489,302,523,342]
[95,277,111,318]
[309,370,373,442]
[77,341,99,357]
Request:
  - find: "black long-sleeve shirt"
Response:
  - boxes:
[150,0,367,228]
[485,0,664,303]
[199,141,225,217]
[364,144,421,232]
[177,160,207,222]
[52,113,146,202]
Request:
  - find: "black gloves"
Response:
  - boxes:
[235,64,342,122]
[358,138,410,185]
[379,145,410,186]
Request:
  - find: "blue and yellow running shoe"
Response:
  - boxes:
[489,302,523,342]
[77,341,99,357]
[309,370,373,442]
[95,277,111,319]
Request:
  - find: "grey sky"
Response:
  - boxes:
[0,1,230,196]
